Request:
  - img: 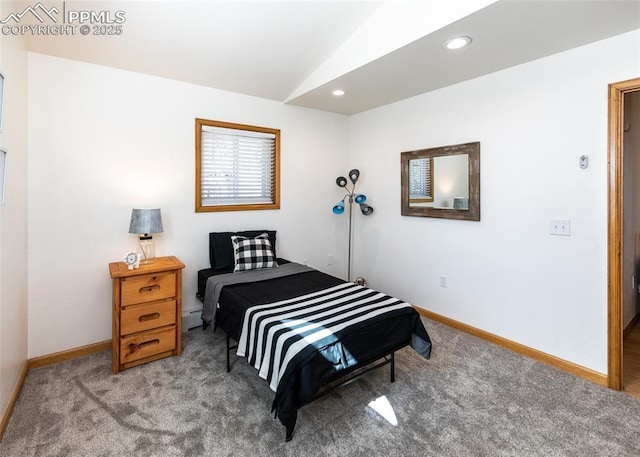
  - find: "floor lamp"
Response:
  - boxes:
[332,169,374,281]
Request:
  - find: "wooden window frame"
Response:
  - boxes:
[195,118,280,212]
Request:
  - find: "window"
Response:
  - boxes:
[196,118,280,212]
[408,157,433,203]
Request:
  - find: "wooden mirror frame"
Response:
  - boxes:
[401,141,480,221]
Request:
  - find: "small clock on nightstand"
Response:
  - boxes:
[123,251,141,270]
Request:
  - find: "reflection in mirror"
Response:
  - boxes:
[409,155,469,209]
[401,142,480,221]
[408,158,433,203]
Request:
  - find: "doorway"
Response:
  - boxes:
[608,77,640,390]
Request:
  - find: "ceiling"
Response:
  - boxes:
[16,0,640,115]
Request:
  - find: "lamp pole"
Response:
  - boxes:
[347,194,353,281]
[332,169,374,283]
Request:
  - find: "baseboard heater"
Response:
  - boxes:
[182,310,203,331]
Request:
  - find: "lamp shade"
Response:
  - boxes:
[349,169,360,184]
[332,201,345,214]
[359,204,374,216]
[129,208,163,235]
[354,193,367,204]
[336,176,348,188]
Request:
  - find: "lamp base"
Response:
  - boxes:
[138,236,156,264]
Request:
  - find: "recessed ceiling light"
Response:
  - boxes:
[444,36,472,50]
[332,89,345,96]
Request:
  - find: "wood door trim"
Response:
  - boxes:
[608,77,640,390]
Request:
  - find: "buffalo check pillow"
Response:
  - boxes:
[231,232,278,272]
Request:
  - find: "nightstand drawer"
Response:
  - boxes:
[120,326,176,364]
[120,300,176,335]
[121,272,176,305]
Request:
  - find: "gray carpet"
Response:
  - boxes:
[2,318,640,456]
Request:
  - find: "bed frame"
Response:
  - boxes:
[198,231,430,442]
[224,332,407,441]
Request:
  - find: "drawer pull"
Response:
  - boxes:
[138,312,160,322]
[129,339,160,352]
[139,285,161,294]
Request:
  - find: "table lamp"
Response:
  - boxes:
[128,208,163,264]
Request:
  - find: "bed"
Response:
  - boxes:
[197,230,432,440]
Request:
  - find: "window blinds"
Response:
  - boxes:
[409,157,432,200]
[200,125,276,206]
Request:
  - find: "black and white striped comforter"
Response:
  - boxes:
[237,281,431,393]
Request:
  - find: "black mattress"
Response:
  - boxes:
[196,258,291,303]
[197,264,431,439]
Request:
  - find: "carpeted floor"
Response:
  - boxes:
[2,318,640,456]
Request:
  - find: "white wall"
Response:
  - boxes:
[27,53,349,358]
[0,25,28,423]
[23,29,640,375]
[349,30,640,375]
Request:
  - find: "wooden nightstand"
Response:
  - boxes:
[109,256,185,374]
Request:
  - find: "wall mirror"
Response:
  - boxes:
[401,141,480,220]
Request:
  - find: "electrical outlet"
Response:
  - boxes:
[327,254,334,266]
[439,275,447,288]
[550,219,571,236]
